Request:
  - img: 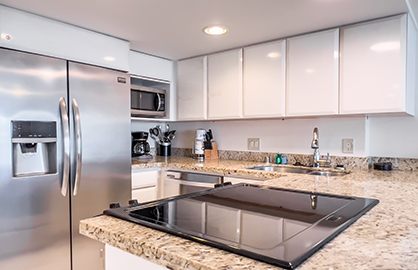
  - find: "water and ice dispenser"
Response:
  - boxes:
[12,121,57,177]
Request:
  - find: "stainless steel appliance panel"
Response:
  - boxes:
[0,48,71,270]
[68,62,131,270]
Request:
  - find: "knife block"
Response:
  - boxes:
[204,141,219,160]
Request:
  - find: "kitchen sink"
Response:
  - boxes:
[246,166,312,174]
[307,171,347,177]
[245,166,348,177]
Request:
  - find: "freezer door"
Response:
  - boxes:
[0,48,71,269]
[68,62,131,270]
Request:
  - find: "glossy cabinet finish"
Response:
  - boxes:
[0,6,129,71]
[177,56,208,120]
[340,14,415,115]
[106,245,168,270]
[129,51,173,81]
[131,169,159,203]
[286,29,339,116]
[208,49,243,119]
[243,40,286,118]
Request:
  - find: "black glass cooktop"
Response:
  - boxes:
[104,184,379,269]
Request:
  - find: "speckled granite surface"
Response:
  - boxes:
[170,148,369,170]
[81,158,418,270]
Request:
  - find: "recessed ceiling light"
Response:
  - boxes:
[203,26,228,36]
[104,56,115,61]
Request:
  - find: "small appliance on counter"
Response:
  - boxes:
[149,124,176,156]
[132,132,152,159]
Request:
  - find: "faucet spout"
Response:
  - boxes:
[311,127,319,149]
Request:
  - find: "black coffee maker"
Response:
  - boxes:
[132,132,152,159]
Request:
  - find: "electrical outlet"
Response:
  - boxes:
[247,138,260,150]
[342,139,354,154]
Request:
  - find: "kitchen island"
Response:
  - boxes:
[80,157,418,269]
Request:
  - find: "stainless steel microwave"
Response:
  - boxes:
[131,85,166,117]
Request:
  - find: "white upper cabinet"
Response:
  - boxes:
[286,29,339,116]
[0,6,129,71]
[177,56,207,121]
[243,40,286,118]
[340,14,416,115]
[207,49,243,119]
[129,51,172,81]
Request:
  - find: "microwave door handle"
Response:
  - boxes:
[72,98,83,196]
[156,93,162,111]
[59,97,70,197]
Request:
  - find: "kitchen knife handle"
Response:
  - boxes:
[59,97,70,197]
[72,98,83,196]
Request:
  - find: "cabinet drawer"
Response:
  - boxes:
[132,169,159,189]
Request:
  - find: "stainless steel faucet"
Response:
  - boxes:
[311,127,331,168]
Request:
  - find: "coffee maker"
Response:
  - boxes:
[132,131,152,159]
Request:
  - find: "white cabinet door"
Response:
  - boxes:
[0,6,129,71]
[286,29,339,116]
[131,169,159,203]
[207,49,243,119]
[129,51,172,81]
[340,14,415,115]
[243,40,286,118]
[177,56,207,120]
[106,245,168,270]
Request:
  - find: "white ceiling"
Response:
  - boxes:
[0,0,412,60]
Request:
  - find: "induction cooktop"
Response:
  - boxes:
[104,184,379,269]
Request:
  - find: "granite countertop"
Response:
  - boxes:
[80,157,418,270]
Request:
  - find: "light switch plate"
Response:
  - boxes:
[248,138,260,150]
[342,139,354,154]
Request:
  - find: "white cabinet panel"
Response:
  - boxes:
[106,244,168,270]
[131,169,159,203]
[0,6,129,71]
[129,51,172,81]
[243,40,286,118]
[286,29,339,116]
[340,14,415,115]
[208,49,243,119]
[177,56,207,120]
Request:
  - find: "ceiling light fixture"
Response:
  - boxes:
[203,25,228,36]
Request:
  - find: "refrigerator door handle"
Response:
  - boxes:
[59,97,70,197]
[72,98,83,196]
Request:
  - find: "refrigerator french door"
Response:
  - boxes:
[0,48,131,270]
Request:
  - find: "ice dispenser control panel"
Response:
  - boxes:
[12,121,56,140]
[11,121,57,177]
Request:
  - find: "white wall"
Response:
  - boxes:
[170,116,367,157]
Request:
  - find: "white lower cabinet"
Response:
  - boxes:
[105,245,168,270]
[131,169,160,203]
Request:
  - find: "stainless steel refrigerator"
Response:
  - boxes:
[0,48,131,270]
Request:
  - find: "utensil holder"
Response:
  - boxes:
[157,142,171,156]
